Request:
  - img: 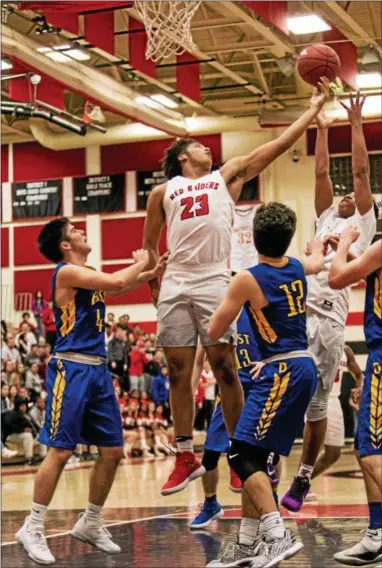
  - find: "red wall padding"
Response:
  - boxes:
[101,217,167,260]
[14,221,86,266]
[101,135,222,174]
[101,264,152,305]
[14,268,54,302]
[13,143,85,182]
[1,228,9,267]
[307,122,382,155]
[1,145,9,183]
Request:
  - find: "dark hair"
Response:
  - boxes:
[22,312,30,318]
[105,323,112,329]
[162,138,197,179]
[253,202,297,258]
[31,344,38,349]
[15,397,28,412]
[116,323,125,331]
[38,217,70,263]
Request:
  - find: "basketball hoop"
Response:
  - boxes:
[134,1,202,63]
[82,101,106,124]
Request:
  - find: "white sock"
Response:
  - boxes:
[261,512,285,539]
[238,518,260,546]
[154,435,162,446]
[297,463,314,480]
[84,502,103,521]
[123,443,132,457]
[30,502,48,526]
[177,439,193,453]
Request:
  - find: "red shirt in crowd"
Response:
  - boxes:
[129,348,148,376]
[194,377,206,405]
[42,306,56,332]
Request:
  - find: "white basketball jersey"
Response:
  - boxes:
[230,205,259,272]
[330,350,347,397]
[163,170,234,265]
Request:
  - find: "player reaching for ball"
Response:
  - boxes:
[143,80,331,498]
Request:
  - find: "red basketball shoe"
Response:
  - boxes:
[229,466,243,493]
[161,452,205,496]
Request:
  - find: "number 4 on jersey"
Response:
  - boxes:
[180,194,209,221]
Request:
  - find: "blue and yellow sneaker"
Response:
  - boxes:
[189,499,224,529]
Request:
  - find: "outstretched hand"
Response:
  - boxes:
[132,249,150,267]
[316,110,337,130]
[152,251,169,277]
[339,225,360,243]
[310,77,331,110]
[340,91,366,125]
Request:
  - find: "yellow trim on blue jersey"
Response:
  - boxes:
[60,299,76,337]
[373,271,381,319]
[91,291,105,305]
[50,360,66,441]
[261,257,289,268]
[370,368,382,450]
[255,370,290,441]
[249,306,278,344]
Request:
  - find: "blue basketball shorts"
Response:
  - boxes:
[205,380,252,454]
[354,348,382,458]
[39,358,123,450]
[234,356,318,456]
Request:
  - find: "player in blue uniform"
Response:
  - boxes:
[15,217,166,566]
[190,307,263,529]
[207,202,325,568]
[329,228,382,566]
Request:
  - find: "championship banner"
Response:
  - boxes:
[136,170,167,210]
[73,173,125,214]
[12,179,62,219]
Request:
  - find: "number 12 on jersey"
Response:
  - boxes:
[279,280,305,317]
[180,194,209,221]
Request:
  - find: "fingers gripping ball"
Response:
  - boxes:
[297,44,340,86]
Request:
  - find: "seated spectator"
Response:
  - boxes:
[16,323,35,359]
[1,382,11,413]
[18,312,37,335]
[1,333,21,366]
[1,439,18,459]
[152,365,170,406]
[107,325,129,378]
[105,323,114,347]
[37,345,51,382]
[137,403,152,458]
[153,404,172,454]
[107,313,117,330]
[8,385,18,410]
[2,397,47,465]
[42,301,56,349]
[129,390,140,405]
[25,362,42,401]
[18,386,31,407]
[16,361,26,383]
[25,344,40,369]
[129,341,149,392]
[28,396,46,432]
[3,360,16,383]
[9,372,22,390]
[118,391,129,408]
[140,391,149,406]
[32,291,47,338]
[121,404,139,459]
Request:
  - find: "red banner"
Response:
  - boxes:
[17,2,131,13]
[176,53,201,103]
[9,62,64,109]
[129,16,156,78]
[323,29,358,90]
[85,10,115,54]
[242,1,289,35]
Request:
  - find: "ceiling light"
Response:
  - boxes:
[287,15,331,35]
[1,60,13,71]
[65,49,90,61]
[326,95,382,119]
[357,72,382,89]
[151,94,178,109]
[136,96,161,110]
[37,45,90,62]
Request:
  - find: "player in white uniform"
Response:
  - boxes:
[143,81,331,497]
[282,93,377,513]
[306,345,363,501]
[230,205,259,273]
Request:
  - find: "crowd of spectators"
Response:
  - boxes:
[1,297,217,464]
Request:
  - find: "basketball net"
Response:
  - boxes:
[134,1,202,63]
[82,101,106,124]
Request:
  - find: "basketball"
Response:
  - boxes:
[297,44,341,86]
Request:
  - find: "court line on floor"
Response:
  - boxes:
[1,511,187,547]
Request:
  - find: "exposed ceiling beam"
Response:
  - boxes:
[323,1,382,55]
[217,2,295,58]
[251,53,270,96]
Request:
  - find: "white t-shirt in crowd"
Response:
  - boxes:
[203,370,216,401]
[307,204,376,326]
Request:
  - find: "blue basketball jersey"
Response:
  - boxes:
[52,262,106,358]
[236,307,261,383]
[364,268,382,350]
[245,257,308,359]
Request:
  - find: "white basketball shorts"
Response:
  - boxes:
[325,395,345,447]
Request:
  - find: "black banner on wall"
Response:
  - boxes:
[137,170,167,210]
[12,179,62,219]
[73,173,125,214]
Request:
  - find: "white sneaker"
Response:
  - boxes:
[1,447,18,459]
[142,448,152,459]
[71,512,121,554]
[333,528,382,565]
[15,516,55,565]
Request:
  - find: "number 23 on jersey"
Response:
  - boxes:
[180,194,209,221]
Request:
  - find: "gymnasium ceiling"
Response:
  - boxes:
[1,1,381,145]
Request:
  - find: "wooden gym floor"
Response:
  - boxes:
[1,446,373,568]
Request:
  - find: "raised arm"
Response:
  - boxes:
[340,93,373,216]
[329,227,382,289]
[314,112,336,216]
[142,184,166,306]
[220,78,331,195]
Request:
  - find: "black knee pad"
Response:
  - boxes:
[202,449,221,472]
[228,440,270,484]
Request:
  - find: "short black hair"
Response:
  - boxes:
[22,312,30,318]
[253,202,297,258]
[38,217,70,263]
[162,138,197,179]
